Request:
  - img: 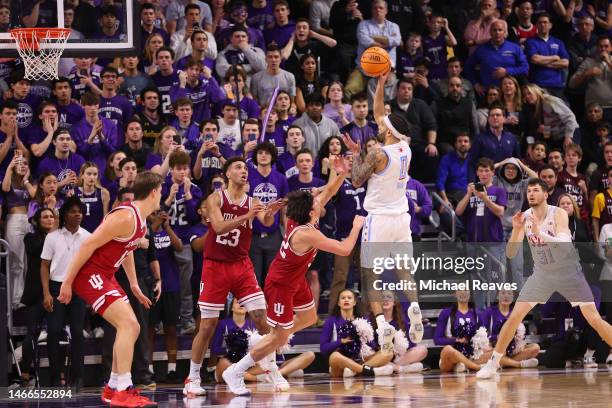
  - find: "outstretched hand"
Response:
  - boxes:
[341,133,360,155]
[265,199,286,215]
[332,154,350,175]
[512,211,526,230]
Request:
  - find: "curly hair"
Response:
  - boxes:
[286,190,314,225]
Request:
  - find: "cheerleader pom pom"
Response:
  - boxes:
[277,333,295,354]
[353,317,375,343]
[339,321,361,360]
[513,323,527,354]
[361,343,375,360]
[246,329,264,351]
[471,327,490,361]
[224,328,250,363]
[393,330,409,358]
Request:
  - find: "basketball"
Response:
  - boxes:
[360,46,391,77]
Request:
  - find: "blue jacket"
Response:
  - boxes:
[465,40,529,87]
[468,128,520,181]
[436,150,469,193]
[525,35,569,88]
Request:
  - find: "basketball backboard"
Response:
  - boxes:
[0,0,139,58]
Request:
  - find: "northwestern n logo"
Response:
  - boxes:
[274,302,285,317]
[89,274,104,290]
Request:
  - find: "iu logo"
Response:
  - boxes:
[273,302,285,317]
[89,274,104,290]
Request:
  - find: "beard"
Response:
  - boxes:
[376,131,386,143]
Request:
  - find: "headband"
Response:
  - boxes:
[383,115,405,140]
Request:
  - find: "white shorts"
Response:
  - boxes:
[361,212,413,269]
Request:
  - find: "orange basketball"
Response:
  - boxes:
[360,47,391,77]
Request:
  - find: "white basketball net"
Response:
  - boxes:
[10,28,70,81]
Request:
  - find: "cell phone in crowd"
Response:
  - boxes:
[248,133,257,142]
[474,182,485,192]
[213,181,223,191]
[204,133,213,142]
[79,69,88,77]
[192,22,200,30]
[173,134,182,145]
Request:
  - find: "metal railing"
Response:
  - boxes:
[479,245,507,307]
[430,192,457,249]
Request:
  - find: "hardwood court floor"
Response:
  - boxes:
[2,368,612,407]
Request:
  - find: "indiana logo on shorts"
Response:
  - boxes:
[273,302,285,317]
[89,274,104,290]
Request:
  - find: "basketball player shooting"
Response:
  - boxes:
[57,171,164,407]
[477,178,612,379]
[222,156,365,396]
[341,70,424,350]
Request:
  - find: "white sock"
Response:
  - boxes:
[149,364,153,373]
[108,372,118,389]
[376,314,386,328]
[490,351,503,368]
[584,348,595,359]
[116,373,133,391]
[235,353,256,374]
[189,361,202,381]
[168,362,176,372]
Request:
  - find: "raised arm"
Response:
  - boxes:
[373,70,390,125]
[300,215,364,256]
[316,156,349,207]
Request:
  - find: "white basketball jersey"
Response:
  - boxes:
[524,205,577,273]
[364,140,411,215]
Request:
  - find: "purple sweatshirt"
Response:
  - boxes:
[169,119,201,153]
[57,102,85,131]
[213,96,261,121]
[480,305,512,342]
[169,76,225,124]
[71,117,119,173]
[151,70,181,115]
[319,315,350,356]
[190,142,240,189]
[99,94,133,143]
[406,177,432,236]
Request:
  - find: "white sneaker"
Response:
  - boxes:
[222,364,251,396]
[93,327,104,339]
[520,358,539,368]
[476,361,499,379]
[583,356,598,369]
[267,367,290,392]
[398,362,423,374]
[454,362,467,373]
[183,378,206,397]
[606,353,612,364]
[374,363,395,376]
[343,368,356,378]
[407,303,424,344]
[287,369,304,378]
[377,322,396,354]
[37,330,47,343]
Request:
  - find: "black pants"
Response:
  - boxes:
[101,275,152,384]
[47,281,86,386]
[20,302,45,377]
[543,325,610,368]
[249,229,282,287]
[410,142,440,183]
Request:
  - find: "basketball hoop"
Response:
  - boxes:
[10,28,71,80]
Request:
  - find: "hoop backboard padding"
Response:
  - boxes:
[10,28,70,80]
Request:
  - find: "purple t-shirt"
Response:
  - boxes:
[153,229,181,293]
[99,94,133,143]
[76,187,105,233]
[213,97,261,122]
[396,49,423,78]
[288,174,326,193]
[263,128,286,154]
[263,21,296,49]
[276,151,298,178]
[161,180,203,243]
[145,152,163,170]
[422,33,447,80]
[36,153,86,194]
[247,167,288,234]
[323,103,353,129]
[176,55,215,72]
[151,70,181,115]
[340,121,378,147]
[277,116,296,134]
[57,102,85,131]
[68,69,102,100]
[11,94,42,136]
[335,179,367,239]
[461,184,507,242]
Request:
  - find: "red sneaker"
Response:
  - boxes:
[101,384,115,403]
[110,386,157,407]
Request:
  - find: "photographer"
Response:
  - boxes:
[455,157,507,310]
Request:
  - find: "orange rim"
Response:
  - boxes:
[10,28,70,51]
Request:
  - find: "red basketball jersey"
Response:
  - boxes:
[204,190,253,262]
[266,219,318,283]
[79,201,147,278]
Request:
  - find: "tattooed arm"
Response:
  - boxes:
[351,147,387,187]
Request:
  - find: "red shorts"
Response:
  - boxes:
[198,257,264,313]
[73,269,128,316]
[264,276,314,330]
